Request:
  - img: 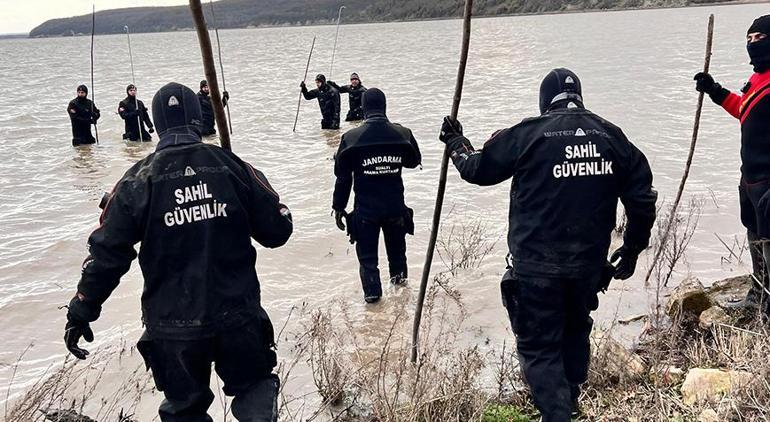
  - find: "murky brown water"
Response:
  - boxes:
[0,3,767,419]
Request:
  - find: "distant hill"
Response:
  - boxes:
[29,0,730,38]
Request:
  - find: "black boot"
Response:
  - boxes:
[569,384,581,418]
[727,232,766,310]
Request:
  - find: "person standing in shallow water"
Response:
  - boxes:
[694,15,770,315]
[197,79,229,136]
[332,88,421,303]
[301,74,341,129]
[439,69,657,421]
[118,84,154,141]
[67,84,100,146]
[63,82,292,421]
[329,72,367,122]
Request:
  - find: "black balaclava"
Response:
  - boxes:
[362,88,386,118]
[152,82,203,146]
[539,68,584,114]
[748,15,770,73]
[126,84,136,95]
[315,74,327,91]
[77,84,88,95]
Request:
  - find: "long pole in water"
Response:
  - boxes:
[124,25,142,139]
[411,0,474,364]
[293,36,316,133]
[644,14,715,283]
[189,0,231,151]
[90,5,99,144]
[209,0,233,135]
[329,5,345,78]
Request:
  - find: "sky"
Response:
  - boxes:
[0,0,188,34]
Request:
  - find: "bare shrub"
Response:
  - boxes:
[436,215,500,276]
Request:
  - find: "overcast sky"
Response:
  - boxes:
[0,0,188,34]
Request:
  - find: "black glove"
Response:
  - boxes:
[439,116,463,144]
[223,90,230,101]
[300,81,306,90]
[64,319,94,360]
[334,210,347,231]
[148,127,155,134]
[610,246,639,280]
[693,72,719,94]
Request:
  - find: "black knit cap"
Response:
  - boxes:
[748,15,770,36]
[315,74,326,84]
[362,88,386,118]
[200,80,208,89]
[77,84,88,94]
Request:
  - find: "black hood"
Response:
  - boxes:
[539,68,584,114]
[748,15,770,73]
[362,88,386,118]
[126,84,136,95]
[152,82,202,149]
[77,84,88,95]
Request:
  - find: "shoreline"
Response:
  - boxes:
[20,0,770,39]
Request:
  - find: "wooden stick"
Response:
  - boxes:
[293,36,316,133]
[209,0,233,135]
[124,25,142,140]
[329,5,346,78]
[411,0,474,364]
[90,5,99,144]
[645,14,714,283]
[189,0,231,151]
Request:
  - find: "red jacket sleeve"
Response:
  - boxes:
[721,92,742,119]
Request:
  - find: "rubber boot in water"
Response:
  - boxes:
[570,384,581,418]
[390,272,407,286]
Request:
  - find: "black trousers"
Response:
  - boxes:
[351,213,409,298]
[321,117,340,130]
[138,312,278,422]
[501,270,599,422]
[739,181,770,311]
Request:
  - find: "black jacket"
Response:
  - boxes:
[67,97,100,145]
[333,115,421,218]
[197,91,215,135]
[446,107,657,278]
[302,84,341,123]
[118,96,153,141]
[330,82,367,121]
[76,133,293,339]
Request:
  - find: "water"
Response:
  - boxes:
[0,3,766,418]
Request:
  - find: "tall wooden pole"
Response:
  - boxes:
[90,5,99,144]
[209,0,233,135]
[189,0,231,151]
[411,0,474,364]
[293,36,316,133]
[645,14,714,283]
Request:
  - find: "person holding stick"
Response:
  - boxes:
[329,72,367,121]
[67,85,100,146]
[332,88,421,303]
[63,82,292,421]
[301,74,340,129]
[198,79,229,136]
[118,84,154,141]
[694,15,770,314]
[439,68,657,421]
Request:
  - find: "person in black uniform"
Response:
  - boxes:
[63,82,292,422]
[332,88,421,303]
[694,15,770,313]
[301,74,341,130]
[197,80,229,136]
[118,84,154,141]
[329,72,367,122]
[67,84,100,146]
[439,69,657,421]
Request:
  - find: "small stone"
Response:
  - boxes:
[666,277,713,320]
[698,409,719,422]
[698,306,732,329]
[681,368,754,405]
[591,331,646,379]
[650,364,685,386]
